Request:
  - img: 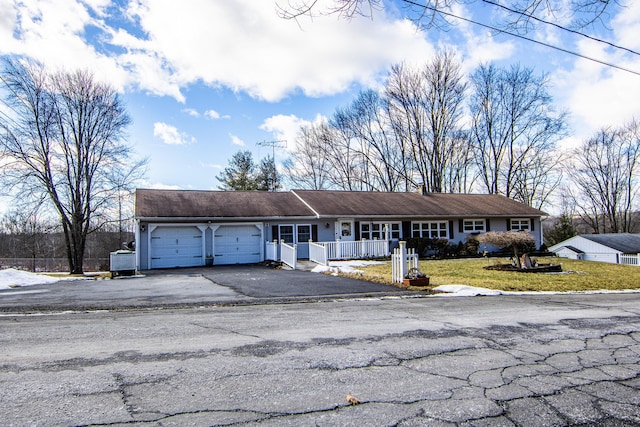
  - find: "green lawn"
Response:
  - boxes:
[360,257,640,292]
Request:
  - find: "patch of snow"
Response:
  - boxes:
[311,260,384,276]
[0,268,60,290]
[433,284,640,297]
[433,285,503,297]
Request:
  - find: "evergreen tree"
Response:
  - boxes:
[256,157,281,192]
[216,151,258,191]
[545,213,578,246]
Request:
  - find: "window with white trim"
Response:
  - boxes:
[297,225,311,242]
[279,225,294,244]
[389,223,401,239]
[463,219,486,233]
[412,221,448,239]
[360,222,401,240]
[510,218,530,231]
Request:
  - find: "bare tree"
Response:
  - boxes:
[385,62,425,191]
[104,160,148,248]
[569,122,640,233]
[0,58,141,274]
[0,206,57,271]
[332,89,407,191]
[385,53,467,193]
[469,63,566,208]
[277,0,616,32]
[283,123,331,190]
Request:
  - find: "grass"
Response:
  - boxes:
[359,257,640,292]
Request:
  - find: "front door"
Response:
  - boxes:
[336,219,355,241]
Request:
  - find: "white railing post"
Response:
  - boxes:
[292,244,297,270]
[336,239,341,259]
[399,241,407,281]
[392,248,396,282]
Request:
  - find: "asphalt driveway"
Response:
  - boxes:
[0,264,408,312]
[198,264,397,298]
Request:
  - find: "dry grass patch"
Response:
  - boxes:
[360,257,640,292]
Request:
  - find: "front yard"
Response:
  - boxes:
[359,257,640,292]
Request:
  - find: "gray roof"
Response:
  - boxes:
[581,234,640,254]
[135,189,314,218]
[135,189,546,220]
[293,190,545,218]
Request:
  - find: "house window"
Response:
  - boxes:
[360,222,401,240]
[463,219,486,233]
[510,219,530,231]
[297,225,311,242]
[279,225,294,244]
[389,223,401,239]
[412,221,448,239]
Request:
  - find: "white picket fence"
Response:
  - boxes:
[392,242,419,283]
[309,241,329,266]
[265,241,278,261]
[280,241,297,270]
[620,253,640,266]
[310,239,390,266]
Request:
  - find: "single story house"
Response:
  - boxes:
[549,233,640,265]
[134,189,546,270]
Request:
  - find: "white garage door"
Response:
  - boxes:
[150,226,203,269]
[214,225,262,265]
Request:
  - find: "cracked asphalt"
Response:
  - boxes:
[1,292,640,426]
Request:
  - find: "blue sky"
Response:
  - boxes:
[2,0,640,193]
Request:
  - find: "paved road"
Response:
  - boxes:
[1,293,639,426]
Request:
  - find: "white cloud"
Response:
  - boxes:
[200,162,222,169]
[230,134,245,146]
[1,0,129,90]
[140,180,183,190]
[183,108,199,117]
[205,109,220,119]
[260,113,326,151]
[118,1,433,102]
[153,122,195,145]
[205,109,230,120]
[554,3,640,139]
[3,1,435,102]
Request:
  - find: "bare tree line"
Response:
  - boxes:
[285,53,566,207]
[284,53,640,233]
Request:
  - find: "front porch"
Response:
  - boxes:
[266,239,391,269]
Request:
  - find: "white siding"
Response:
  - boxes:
[549,236,621,264]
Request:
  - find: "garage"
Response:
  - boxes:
[150,226,203,269]
[214,225,262,265]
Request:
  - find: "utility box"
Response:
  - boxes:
[110,250,136,277]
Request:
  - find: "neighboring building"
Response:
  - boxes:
[135,189,546,270]
[549,233,640,265]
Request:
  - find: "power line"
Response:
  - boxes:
[480,0,640,58]
[403,0,640,77]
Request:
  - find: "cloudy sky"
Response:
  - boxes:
[1,0,640,192]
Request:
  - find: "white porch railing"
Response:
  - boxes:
[620,254,640,266]
[392,242,419,283]
[280,241,297,270]
[265,241,278,261]
[314,239,390,262]
[309,241,329,266]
